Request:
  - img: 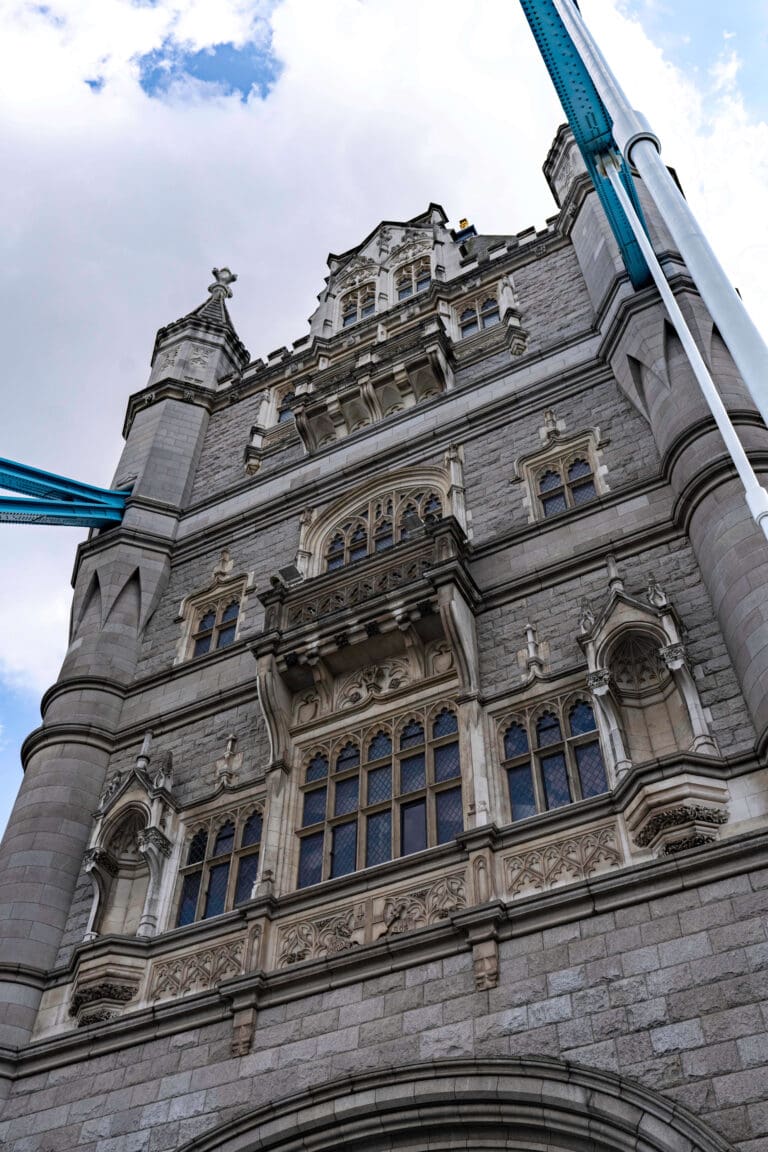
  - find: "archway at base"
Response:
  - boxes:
[180,1057,735,1152]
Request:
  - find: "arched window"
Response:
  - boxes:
[609,631,693,762]
[458,294,501,338]
[277,389,296,424]
[500,697,606,822]
[536,456,597,518]
[322,489,444,572]
[192,599,240,657]
[395,257,431,301]
[296,705,463,888]
[340,284,376,328]
[176,808,263,926]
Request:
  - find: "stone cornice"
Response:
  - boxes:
[5,829,768,1080]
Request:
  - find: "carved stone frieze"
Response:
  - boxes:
[504,825,622,897]
[662,834,717,855]
[285,557,430,628]
[70,981,137,1016]
[472,939,499,991]
[137,827,172,858]
[380,872,466,936]
[633,805,728,849]
[151,939,245,1000]
[277,906,364,967]
[337,659,412,710]
[83,846,119,877]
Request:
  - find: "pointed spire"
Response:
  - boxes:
[147,265,249,391]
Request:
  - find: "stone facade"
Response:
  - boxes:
[1,129,768,1150]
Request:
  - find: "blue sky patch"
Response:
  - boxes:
[137,38,282,102]
[85,77,105,92]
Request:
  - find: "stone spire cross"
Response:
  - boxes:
[209,267,238,299]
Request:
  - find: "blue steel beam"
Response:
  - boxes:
[0,458,130,528]
[519,0,652,289]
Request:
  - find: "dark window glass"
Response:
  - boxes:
[349,525,367,562]
[331,822,357,878]
[576,741,607,798]
[306,754,328,782]
[187,829,208,865]
[571,479,597,505]
[480,299,500,328]
[241,810,263,847]
[434,741,461,782]
[361,299,375,318]
[460,308,478,337]
[302,787,327,827]
[327,553,345,572]
[177,872,201,926]
[374,520,394,551]
[342,310,357,328]
[503,722,529,758]
[335,743,360,773]
[334,775,359,816]
[541,752,571,809]
[298,832,324,888]
[366,810,391,867]
[398,282,413,301]
[507,762,536,820]
[568,458,592,480]
[432,708,458,738]
[539,469,563,493]
[367,764,392,804]
[235,853,259,905]
[212,821,235,857]
[216,624,237,648]
[401,798,427,855]
[278,391,296,423]
[569,701,597,736]
[436,786,463,843]
[221,601,239,623]
[399,721,424,749]
[198,610,216,631]
[536,712,562,747]
[368,731,392,760]
[400,753,426,793]
[193,634,212,658]
[542,492,568,516]
[423,494,442,521]
[416,272,431,292]
[203,862,230,918]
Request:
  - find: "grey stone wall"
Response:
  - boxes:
[4,866,768,1151]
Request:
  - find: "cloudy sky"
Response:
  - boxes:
[1,0,767,834]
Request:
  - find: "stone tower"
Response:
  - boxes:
[0,131,767,1151]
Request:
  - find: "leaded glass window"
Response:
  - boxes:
[192,599,241,657]
[459,294,501,338]
[536,453,598,518]
[340,283,376,328]
[176,806,263,926]
[322,488,444,572]
[296,704,464,888]
[500,696,607,822]
[395,257,431,301]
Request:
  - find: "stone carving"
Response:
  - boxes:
[157,346,178,372]
[662,834,717,855]
[428,641,454,676]
[388,232,431,266]
[97,772,124,813]
[472,939,499,991]
[213,549,234,581]
[579,599,595,635]
[188,344,211,367]
[277,907,362,967]
[295,691,320,725]
[337,659,411,709]
[659,642,687,670]
[647,576,669,609]
[504,825,622,897]
[381,873,466,936]
[285,558,430,628]
[633,805,728,849]
[83,846,119,877]
[70,981,137,1016]
[586,669,612,692]
[377,226,393,256]
[78,1007,120,1027]
[137,826,172,858]
[151,939,245,1000]
[209,266,237,297]
[335,255,378,290]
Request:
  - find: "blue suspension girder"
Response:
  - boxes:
[520,0,652,289]
[0,458,130,528]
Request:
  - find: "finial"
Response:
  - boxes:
[209,267,237,299]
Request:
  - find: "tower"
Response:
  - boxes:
[1,131,767,1150]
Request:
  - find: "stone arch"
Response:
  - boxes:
[179,1057,735,1152]
[95,804,150,937]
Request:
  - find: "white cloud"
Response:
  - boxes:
[0,0,766,757]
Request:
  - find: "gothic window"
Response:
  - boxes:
[176,807,263,926]
[458,295,501,338]
[296,704,463,888]
[395,257,431,301]
[192,599,240,657]
[277,389,296,424]
[340,283,376,328]
[322,489,443,572]
[536,455,597,518]
[500,697,607,822]
[609,631,693,762]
